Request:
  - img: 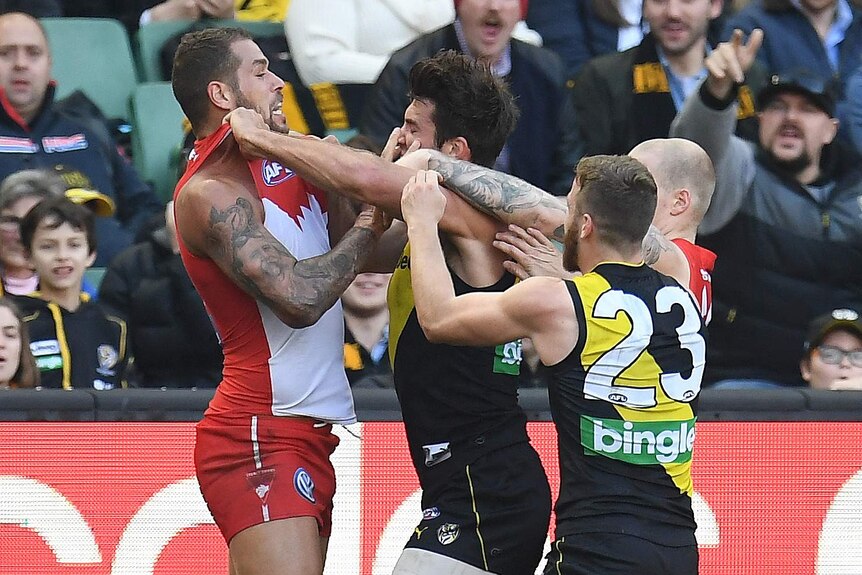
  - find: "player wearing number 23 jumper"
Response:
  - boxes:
[401,155,706,575]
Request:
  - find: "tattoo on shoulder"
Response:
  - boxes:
[429,156,565,219]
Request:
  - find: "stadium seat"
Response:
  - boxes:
[135,19,285,82]
[83,267,107,291]
[134,19,194,82]
[130,82,186,203]
[41,18,138,121]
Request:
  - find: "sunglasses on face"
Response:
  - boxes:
[815,345,862,368]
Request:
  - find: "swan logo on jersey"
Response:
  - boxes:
[437,523,460,545]
[293,468,316,503]
[581,416,696,465]
[246,468,276,505]
[262,160,295,186]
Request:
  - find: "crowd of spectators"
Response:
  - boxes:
[0,0,860,391]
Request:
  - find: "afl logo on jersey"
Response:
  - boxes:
[262,160,295,186]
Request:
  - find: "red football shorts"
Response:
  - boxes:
[194,414,340,544]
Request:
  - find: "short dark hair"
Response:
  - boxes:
[575,155,657,250]
[408,50,519,168]
[19,196,96,255]
[0,296,39,388]
[171,27,253,131]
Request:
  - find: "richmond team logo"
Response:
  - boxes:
[262,160,295,186]
[97,344,119,369]
[437,523,460,545]
[293,467,316,503]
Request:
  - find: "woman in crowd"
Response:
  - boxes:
[0,297,39,389]
[0,171,62,296]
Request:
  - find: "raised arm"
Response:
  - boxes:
[400,170,576,364]
[670,29,762,235]
[425,150,568,242]
[227,109,483,240]
[175,173,387,329]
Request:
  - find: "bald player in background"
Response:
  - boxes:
[414,138,717,320]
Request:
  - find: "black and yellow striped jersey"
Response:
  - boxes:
[388,244,529,492]
[548,262,706,546]
[15,293,129,390]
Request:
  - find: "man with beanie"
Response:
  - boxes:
[361,0,582,196]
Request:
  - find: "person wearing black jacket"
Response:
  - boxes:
[99,202,222,388]
[0,12,161,265]
[361,0,582,196]
[572,0,766,157]
[16,196,130,389]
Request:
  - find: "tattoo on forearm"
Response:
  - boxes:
[209,197,376,321]
[291,226,376,311]
[642,226,671,265]
[429,156,566,223]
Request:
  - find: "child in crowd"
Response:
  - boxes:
[0,168,114,298]
[15,196,129,389]
[0,297,39,389]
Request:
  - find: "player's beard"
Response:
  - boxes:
[562,224,580,273]
[234,93,289,135]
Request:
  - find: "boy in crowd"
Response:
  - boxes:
[15,196,128,389]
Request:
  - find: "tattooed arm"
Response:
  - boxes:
[175,174,388,329]
[227,108,489,240]
[426,150,569,242]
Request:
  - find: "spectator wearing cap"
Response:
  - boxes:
[0,168,111,297]
[0,12,162,266]
[800,308,862,390]
[0,169,62,296]
[723,0,862,137]
[360,0,582,196]
[671,30,862,388]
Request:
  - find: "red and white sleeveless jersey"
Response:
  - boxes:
[672,238,716,325]
[174,124,354,423]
